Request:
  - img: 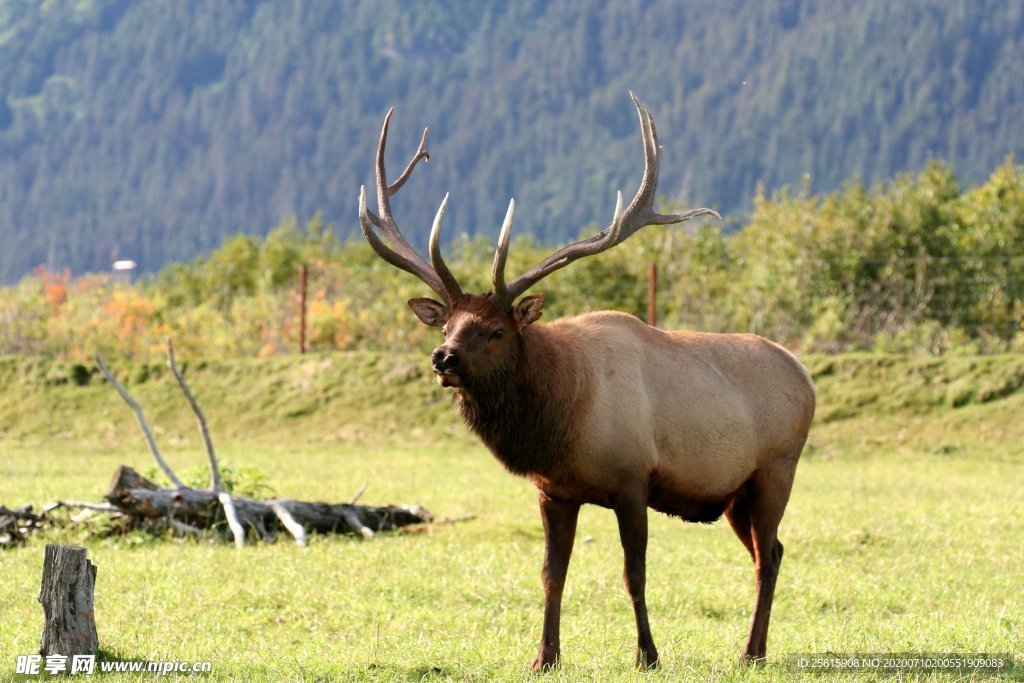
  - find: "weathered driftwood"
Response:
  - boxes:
[105,465,432,544]
[92,346,435,546]
[39,544,99,657]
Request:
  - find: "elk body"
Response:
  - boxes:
[358,94,815,670]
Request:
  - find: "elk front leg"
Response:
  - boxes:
[532,492,580,672]
[614,493,659,669]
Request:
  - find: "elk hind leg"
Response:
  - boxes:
[724,487,755,563]
[741,467,796,662]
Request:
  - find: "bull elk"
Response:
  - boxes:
[358,93,815,670]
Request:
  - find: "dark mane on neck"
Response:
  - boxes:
[453,327,581,477]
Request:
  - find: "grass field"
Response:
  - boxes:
[1,352,1023,681]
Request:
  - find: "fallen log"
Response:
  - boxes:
[88,344,435,546]
[105,465,432,544]
[0,504,46,548]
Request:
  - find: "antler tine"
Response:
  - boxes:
[491,198,516,305]
[388,125,430,195]
[360,108,462,306]
[492,93,719,308]
[429,193,464,301]
[626,92,660,221]
[373,108,415,237]
[359,186,446,300]
[631,92,721,228]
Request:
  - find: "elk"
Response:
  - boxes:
[358,93,815,670]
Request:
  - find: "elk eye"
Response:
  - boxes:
[489,329,505,341]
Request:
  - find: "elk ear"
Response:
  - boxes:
[408,298,449,328]
[513,293,545,329]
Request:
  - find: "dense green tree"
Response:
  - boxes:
[1,0,1023,282]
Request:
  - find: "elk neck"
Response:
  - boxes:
[452,322,588,478]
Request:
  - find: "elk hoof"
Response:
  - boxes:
[740,653,767,667]
[636,648,660,670]
[531,649,559,672]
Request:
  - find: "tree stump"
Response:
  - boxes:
[38,545,99,657]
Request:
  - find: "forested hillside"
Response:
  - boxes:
[1,0,1023,282]
[3,160,1022,360]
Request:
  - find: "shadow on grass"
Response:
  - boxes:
[338,663,459,682]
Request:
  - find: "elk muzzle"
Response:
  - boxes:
[431,346,462,386]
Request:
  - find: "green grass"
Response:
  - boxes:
[1,352,1023,681]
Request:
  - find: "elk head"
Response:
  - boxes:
[358,93,719,390]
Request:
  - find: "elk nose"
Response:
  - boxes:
[431,347,459,373]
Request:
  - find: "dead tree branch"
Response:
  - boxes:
[165,340,223,493]
[95,356,186,489]
[348,481,369,505]
[91,345,434,545]
[270,501,308,547]
[165,339,246,547]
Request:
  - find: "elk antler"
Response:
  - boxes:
[491,92,720,309]
[359,108,464,306]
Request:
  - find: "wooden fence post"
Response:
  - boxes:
[38,544,99,657]
[299,264,309,355]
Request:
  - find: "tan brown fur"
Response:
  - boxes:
[456,308,814,515]
[413,294,815,669]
